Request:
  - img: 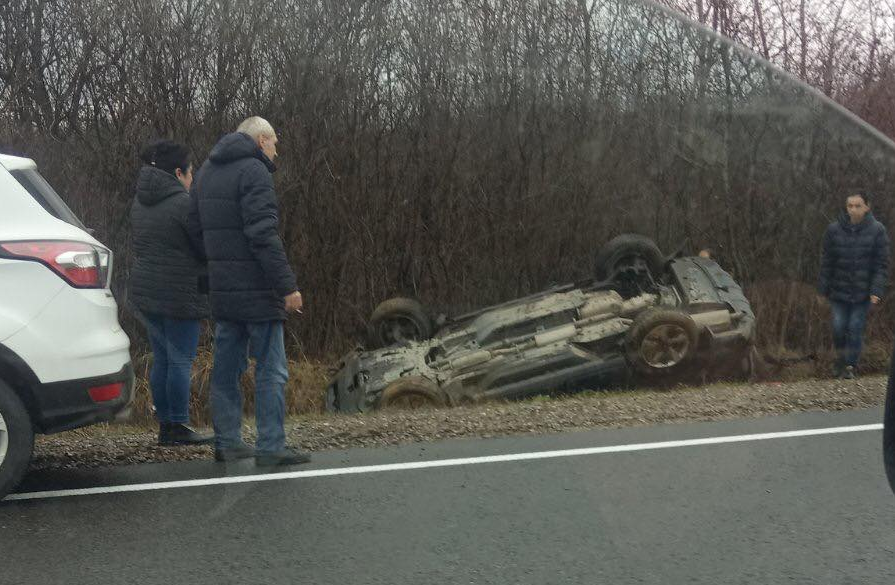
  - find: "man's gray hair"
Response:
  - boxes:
[236,116,276,140]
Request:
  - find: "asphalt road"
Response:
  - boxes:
[2,409,894,585]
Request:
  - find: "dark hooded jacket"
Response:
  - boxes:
[129,166,209,319]
[187,132,298,322]
[818,211,890,303]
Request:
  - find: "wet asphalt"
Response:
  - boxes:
[2,408,894,585]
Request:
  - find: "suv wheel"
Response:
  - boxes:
[594,234,665,280]
[0,379,34,500]
[379,377,446,410]
[368,298,434,348]
[625,309,699,378]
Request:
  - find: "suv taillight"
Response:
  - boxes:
[0,241,111,289]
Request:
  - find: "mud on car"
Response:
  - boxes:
[327,235,755,413]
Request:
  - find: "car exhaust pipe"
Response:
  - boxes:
[450,350,493,370]
[535,324,578,347]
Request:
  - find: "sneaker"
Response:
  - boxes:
[214,443,255,462]
[159,423,214,447]
[255,448,312,467]
[843,366,856,380]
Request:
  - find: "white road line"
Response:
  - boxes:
[5,423,883,502]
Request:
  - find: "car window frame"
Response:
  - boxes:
[9,169,87,231]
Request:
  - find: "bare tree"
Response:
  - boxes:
[1,0,894,360]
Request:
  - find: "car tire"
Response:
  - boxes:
[0,379,34,501]
[368,298,434,348]
[625,309,699,378]
[594,234,666,280]
[379,377,446,410]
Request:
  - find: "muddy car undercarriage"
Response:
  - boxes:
[327,235,755,413]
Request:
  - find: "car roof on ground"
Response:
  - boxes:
[0,154,37,171]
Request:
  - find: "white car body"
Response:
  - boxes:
[0,154,131,383]
[0,153,134,500]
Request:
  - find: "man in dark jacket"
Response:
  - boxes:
[818,192,890,379]
[188,117,308,466]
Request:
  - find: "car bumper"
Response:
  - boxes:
[32,362,135,434]
[700,318,755,369]
[327,352,373,414]
[327,347,432,413]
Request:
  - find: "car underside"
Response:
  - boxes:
[327,235,755,413]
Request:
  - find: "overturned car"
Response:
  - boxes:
[327,235,755,413]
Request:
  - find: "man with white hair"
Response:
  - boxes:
[188,116,309,466]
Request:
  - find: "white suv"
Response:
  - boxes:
[0,154,134,499]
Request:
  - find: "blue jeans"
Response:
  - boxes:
[140,313,200,424]
[831,301,871,368]
[211,321,288,453]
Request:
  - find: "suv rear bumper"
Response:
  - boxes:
[31,363,135,434]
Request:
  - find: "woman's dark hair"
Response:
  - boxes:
[140,139,191,176]
[849,190,871,206]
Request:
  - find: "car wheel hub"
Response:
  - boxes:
[380,316,422,345]
[0,409,8,468]
[640,324,690,368]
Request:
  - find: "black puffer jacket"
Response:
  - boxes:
[187,132,298,322]
[818,212,890,303]
[129,166,209,319]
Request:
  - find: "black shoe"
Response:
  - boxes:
[158,422,169,444]
[833,359,845,378]
[159,423,214,446]
[843,366,856,380]
[214,443,255,462]
[255,448,312,467]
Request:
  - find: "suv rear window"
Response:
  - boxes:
[10,169,87,230]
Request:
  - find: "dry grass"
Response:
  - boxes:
[748,278,895,362]
[126,339,892,428]
[131,349,332,426]
[757,342,891,382]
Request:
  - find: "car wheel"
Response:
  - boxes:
[625,309,699,377]
[368,298,434,348]
[379,377,446,410]
[594,234,665,280]
[0,379,34,500]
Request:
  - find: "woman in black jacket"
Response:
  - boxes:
[130,140,211,445]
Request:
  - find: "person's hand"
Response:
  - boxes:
[285,291,303,314]
[871,295,881,305]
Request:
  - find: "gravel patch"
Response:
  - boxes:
[31,375,888,470]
